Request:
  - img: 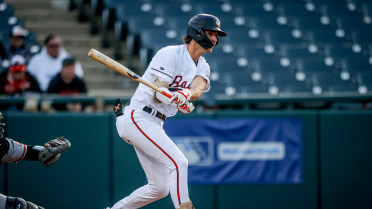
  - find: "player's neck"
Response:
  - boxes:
[186,42,203,62]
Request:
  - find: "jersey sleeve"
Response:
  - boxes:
[196,58,211,92]
[147,47,177,84]
[1,138,27,163]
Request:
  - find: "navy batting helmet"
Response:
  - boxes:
[187,14,227,49]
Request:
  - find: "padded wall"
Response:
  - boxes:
[2,110,372,209]
[5,112,111,209]
[320,111,372,209]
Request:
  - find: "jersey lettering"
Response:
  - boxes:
[170,75,191,89]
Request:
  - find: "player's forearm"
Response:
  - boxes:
[190,76,207,101]
[190,88,203,101]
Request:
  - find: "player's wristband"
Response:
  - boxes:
[23,145,43,161]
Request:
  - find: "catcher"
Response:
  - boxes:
[0,112,71,209]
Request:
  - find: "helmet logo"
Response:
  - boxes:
[216,20,221,28]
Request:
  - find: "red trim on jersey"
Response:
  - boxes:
[178,91,189,99]
[14,144,27,162]
[130,110,181,205]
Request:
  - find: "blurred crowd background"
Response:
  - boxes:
[0,0,371,112]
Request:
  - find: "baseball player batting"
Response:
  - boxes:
[107,14,227,209]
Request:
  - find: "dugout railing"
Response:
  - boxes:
[0,93,372,112]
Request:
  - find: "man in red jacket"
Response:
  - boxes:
[0,55,41,96]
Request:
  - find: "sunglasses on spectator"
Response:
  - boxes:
[47,44,60,48]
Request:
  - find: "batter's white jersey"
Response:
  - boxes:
[130,44,211,117]
[113,44,211,209]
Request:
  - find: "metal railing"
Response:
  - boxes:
[1,92,371,112]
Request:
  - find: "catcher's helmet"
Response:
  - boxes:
[187,14,227,49]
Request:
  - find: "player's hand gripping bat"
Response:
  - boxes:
[88,48,172,98]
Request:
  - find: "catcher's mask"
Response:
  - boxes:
[187,14,227,49]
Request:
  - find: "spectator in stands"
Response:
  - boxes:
[3,25,37,63]
[47,57,87,112]
[27,34,84,92]
[0,54,41,96]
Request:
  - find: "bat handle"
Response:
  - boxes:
[161,91,173,98]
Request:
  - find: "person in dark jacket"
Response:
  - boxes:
[47,57,87,112]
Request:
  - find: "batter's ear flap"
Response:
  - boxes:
[198,29,214,49]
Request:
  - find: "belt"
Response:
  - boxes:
[143,106,166,121]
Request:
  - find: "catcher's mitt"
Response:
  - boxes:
[38,136,71,166]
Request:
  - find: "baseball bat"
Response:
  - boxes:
[88,48,172,98]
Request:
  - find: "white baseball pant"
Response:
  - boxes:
[113,106,190,209]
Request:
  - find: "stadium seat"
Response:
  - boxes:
[333,16,370,38]
[0,2,14,22]
[234,46,277,60]
[310,72,358,94]
[294,57,338,75]
[203,46,232,59]
[191,3,233,17]
[323,45,365,64]
[277,46,322,71]
[317,2,360,18]
[102,1,154,47]
[208,79,228,97]
[354,71,372,94]
[126,16,165,35]
[100,0,127,47]
[162,16,189,34]
[207,56,247,73]
[287,16,334,34]
[304,30,351,46]
[112,3,156,58]
[231,2,273,17]
[262,30,308,47]
[350,30,372,46]
[278,46,321,60]
[265,71,312,94]
[90,0,372,99]
[274,1,314,18]
[247,16,287,31]
[137,29,183,71]
[250,58,291,74]
[357,1,372,19]
[340,57,372,73]
[152,2,194,18]
[220,70,270,95]
[224,29,264,48]
[0,3,22,31]
[217,15,248,31]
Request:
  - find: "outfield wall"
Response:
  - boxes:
[1,110,371,209]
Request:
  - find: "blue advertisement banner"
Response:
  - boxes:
[164,118,302,185]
